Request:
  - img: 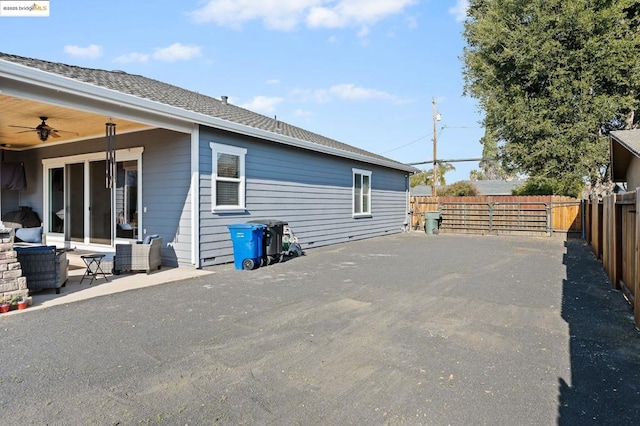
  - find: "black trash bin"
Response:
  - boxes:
[247,219,288,264]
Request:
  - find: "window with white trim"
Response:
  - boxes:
[352,168,372,216]
[210,143,247,212]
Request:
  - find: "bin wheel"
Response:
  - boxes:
[242,259,256,270]
[272,254,283,264]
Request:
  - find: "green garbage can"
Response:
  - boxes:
[425,211,441,235]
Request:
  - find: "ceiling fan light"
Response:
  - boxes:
[37,127,50,141]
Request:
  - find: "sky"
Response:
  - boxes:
[0,0,483,183]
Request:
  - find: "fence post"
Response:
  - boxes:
[635,189,640,328]
[581,199,586,240]
[488,203,493,233]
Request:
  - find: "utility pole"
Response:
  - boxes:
[432,98,440,197]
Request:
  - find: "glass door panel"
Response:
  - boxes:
[115,160,138,239]
[48,168,64,233]
[89,160,111,244]
[67,163,85,242]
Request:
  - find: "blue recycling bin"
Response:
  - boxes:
[228,223,266,270]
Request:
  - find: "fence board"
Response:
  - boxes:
[587,190,639,328]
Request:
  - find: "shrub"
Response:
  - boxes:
[439,181,479,196]
[512,177,583,198]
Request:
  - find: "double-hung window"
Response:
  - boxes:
[210,143,246,212]
[352,168,372,217]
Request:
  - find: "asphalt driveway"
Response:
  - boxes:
[1,233,639,425]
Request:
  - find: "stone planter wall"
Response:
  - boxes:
[0,227,29,305]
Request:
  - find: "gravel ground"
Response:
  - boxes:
[1,232,639,425]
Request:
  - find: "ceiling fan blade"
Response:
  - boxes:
[55,129,80,136]
[9,125,37,130]
[15,129,37,134]
[49,130,61,138]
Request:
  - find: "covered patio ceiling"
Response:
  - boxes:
[0,93,153,150]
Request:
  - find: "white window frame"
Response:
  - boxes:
[210,142,247,213]
[352,168,372,217]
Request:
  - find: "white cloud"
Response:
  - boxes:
[188,0,416,31]
[189,0,322,30]
[292,83,409,105]
[357,26,370,38]
[240,96,284,114]
[449,0,469,22]
[114,52,150,64]
[307,0,416,28]
[329,84,399,103]
[291,88,331,103]
[152,43,202,62]
[293,109,313,117]
[266,79,280,85]
[64,44,103,59]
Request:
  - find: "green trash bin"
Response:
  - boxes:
[425,211,441,235]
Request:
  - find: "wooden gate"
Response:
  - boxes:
[439,201,550,236]
[410,196,581,236]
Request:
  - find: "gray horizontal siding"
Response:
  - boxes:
[140,131,192,267]
[199,127,408,266]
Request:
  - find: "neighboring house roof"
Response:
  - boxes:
[610,129,640,182]
[472,179,525,195]
[0,52,417,173]
[410,179,526,197]
[410,184,434,196]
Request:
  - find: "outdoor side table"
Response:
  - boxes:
[80,253,109,285]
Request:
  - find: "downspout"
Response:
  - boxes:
[405,174,410,231]
[191,124,201,268]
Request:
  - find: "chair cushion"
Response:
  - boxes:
[143,234,159,244]
[15,226,42,243]
[15,245,55,253]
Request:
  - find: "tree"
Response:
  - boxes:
[439,181,479,196]
[410,162,456,187]
[463,0,640,197]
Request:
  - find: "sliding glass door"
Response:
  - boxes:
[43,148,143,248]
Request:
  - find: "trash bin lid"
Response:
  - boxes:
[228,223,266,230]
[247,219,288,227]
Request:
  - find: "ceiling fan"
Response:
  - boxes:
[10,116,77,142]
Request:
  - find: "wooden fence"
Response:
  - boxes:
[587,192,640,327]
[410,195,582,236]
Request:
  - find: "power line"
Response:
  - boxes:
[381,126,446,154]
[381,134,430,154]
[381,125,478,155]
[406,157,497,166]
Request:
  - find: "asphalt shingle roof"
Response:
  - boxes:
[1,52,406,168]
[611,129,640,157]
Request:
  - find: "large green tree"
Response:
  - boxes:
[463,0,640,196]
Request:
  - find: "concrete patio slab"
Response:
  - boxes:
[2,253,213,314]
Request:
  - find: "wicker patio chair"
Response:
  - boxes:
[114,237,162,275]
[15,246,68,294]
